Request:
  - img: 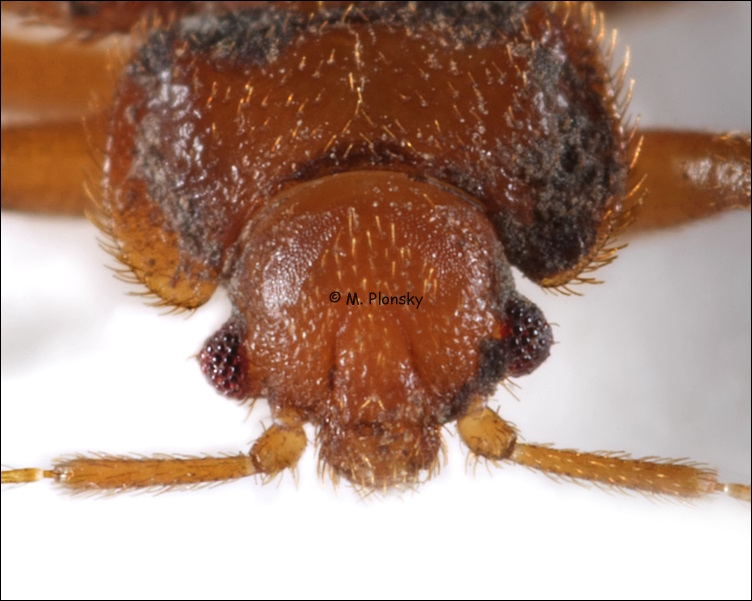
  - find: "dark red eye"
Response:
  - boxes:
[501,294,553,378]
[199,318,249,400]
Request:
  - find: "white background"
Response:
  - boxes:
[2,3,750,599]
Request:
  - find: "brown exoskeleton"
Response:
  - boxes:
[1,2,749,494]
[1,3,750,600]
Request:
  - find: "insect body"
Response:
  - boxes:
[1,1,750,498]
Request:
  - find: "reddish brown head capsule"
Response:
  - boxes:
[199,319,249,400]
[101,2,629,487]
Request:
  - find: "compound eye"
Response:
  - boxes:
[199,318,249,399]
[501,294,553,378]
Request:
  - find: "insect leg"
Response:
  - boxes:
[1,118,104,213]
[1,32,116,214]
[1,35,115,115]
[629,130,751,229]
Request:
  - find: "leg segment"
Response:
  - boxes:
[1,118,105,214]
[1,422,306,492]
[1,36,115,118]
[1,24,119,214]
[457,402,751,501]
[630,130,751,229]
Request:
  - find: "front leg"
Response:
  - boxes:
[629,130,750,230]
